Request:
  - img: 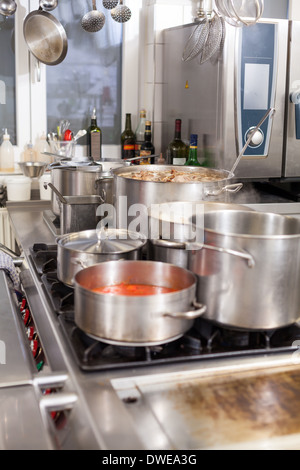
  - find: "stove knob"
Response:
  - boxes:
[26,326,37,341]
[22,308,31,326]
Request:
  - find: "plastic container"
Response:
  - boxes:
[6,177,31,201]
[0,129,15,172]
[35,133,51,163]
[22,143,37,162]
[39,173,51,200]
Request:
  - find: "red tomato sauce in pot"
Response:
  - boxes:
[92,283,177,296]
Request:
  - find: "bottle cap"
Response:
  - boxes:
[190,134,198,146]
[3,129,10,140]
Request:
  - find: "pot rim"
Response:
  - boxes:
[112,164,235,184]
[56,229,148,254]
[196,210,300,240]
[74,260,197,299]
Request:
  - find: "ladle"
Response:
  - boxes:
[230,107,275,175]
[39,0,58,11]
[0,0,17,16]
[46,182,68,205]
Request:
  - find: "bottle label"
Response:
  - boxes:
[139,150,151,165]
[91,133,101,160]
[124,144,135,151]
[172,157,186,165]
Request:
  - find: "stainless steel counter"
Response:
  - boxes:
[5,199,300,450]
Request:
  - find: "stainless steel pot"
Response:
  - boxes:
[56,228,147,286]
[148,201,254,269]
[50,165,103,216]
[50,161,128,216]
[112,165,243,229]
[189,210,300,330]
[74,260,206,346]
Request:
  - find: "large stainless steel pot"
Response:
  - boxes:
[74,260,206,346]
[112,165,243,229]
[57,228,147,286]
[189,210,300,330]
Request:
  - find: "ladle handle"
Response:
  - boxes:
[47,182,68,204]
[230,107,275,175]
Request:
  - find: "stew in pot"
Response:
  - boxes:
[92,283,177,296]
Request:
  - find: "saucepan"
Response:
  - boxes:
[57,228,147,286]
[74,260,206,345]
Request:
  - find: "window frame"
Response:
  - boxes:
[14,0,141,160]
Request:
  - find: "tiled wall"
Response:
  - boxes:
[140,0,193,156]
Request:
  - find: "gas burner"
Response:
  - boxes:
[30,243,58,275]
[41,273,74,314]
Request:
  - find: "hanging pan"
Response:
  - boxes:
[23,8,68,66]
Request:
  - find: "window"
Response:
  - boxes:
[5,0,140,160]
[46,1,123,146]
[0,15,16,145]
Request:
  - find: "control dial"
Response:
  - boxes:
[245,127,264,148]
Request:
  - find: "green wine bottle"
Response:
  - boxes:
[185,134,201,166]
[87,107,102,161]
[167,119,188,165]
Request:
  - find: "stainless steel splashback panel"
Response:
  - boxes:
[283,21,300,178]
[162,19,289,179]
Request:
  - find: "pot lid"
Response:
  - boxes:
[58,229,147,254]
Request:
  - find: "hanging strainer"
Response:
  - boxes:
[198,12,223,65]
[182,15,210,62]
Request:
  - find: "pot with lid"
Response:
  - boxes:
[57,228,147,286]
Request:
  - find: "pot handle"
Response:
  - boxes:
[151,238,255,267]
[162,299,206,320]
[205,182,243,197]
[188,242,255,268]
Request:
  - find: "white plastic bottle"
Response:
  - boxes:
[0,129,14,172]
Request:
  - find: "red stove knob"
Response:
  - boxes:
[30,339,42,359]
[20,298,27,311]
[22,308,31,326]
[26,326,36,341]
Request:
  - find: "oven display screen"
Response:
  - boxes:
[243,63,270,110]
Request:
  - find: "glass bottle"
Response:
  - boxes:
[167,119,188,165]
[135,109,146,157]
[87,107,102,161]
[185,134,201,166]
[140,121,155,164]
[121,113,135,160]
